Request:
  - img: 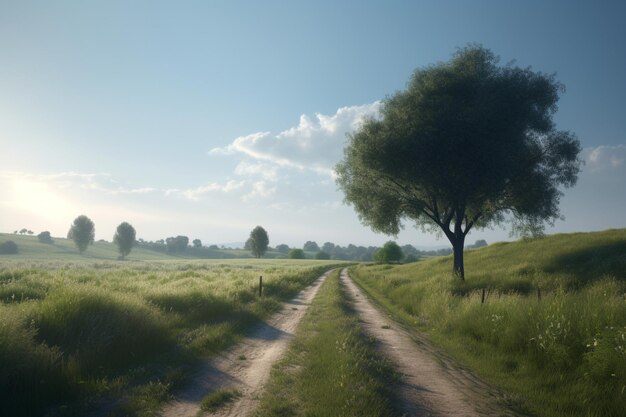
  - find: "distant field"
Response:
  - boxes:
[0,232,286,261]
[0,256,346,416]
[350,228,626,417]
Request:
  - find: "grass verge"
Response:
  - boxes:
[349,229,626,417]
[0,260,347,417]
[254,269,401,417]
[200,388,242,412]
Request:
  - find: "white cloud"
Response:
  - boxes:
[584,144,626,171]
[234,161,280,181]
[1,171,161,196]
[209,102,381,176]
[242,181,277,202]
[179,180,245,201]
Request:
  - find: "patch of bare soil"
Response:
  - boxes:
[158,270,332,417]
[341,269,521,417]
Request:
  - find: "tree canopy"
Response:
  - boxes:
[375,241,404,264]
[37,231,54,244]
[113,222,136,259]
[303,241,320,252]
[336,45,581,279]
[67,215,95,254]
[248,226,269,258]
[166,236,189,253]
[275,243,290,253]
[288,248,305,259]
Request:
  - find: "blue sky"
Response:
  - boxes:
[1,1,625,248]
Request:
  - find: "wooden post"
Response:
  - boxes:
[259,276,263,298]
[481,288,486,304]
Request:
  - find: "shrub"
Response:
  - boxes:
[374,241,403,264]
[0,241,18,254]
[37,231,54,244]
[288,248,305,259]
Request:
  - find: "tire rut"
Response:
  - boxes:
[159,269,333,417]
[340,269,522,417]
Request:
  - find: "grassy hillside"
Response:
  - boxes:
[0,233,286,261]
[0,258,345,416]
[0,233,166,261]
[350,228,626,417]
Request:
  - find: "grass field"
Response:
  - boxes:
[350,228,626,417]
[254,269,401,417]
[0,232,285,261]
[0,256,345,416]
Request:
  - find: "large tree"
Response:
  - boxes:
[113,222,136,260]
[336,46,581,279]
[68,215,95,254]
[248,226,269,258]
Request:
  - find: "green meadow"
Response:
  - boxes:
[0,239,345,416]
[2,229,626,416]
[350,228,626,417]
[0,232,280,261]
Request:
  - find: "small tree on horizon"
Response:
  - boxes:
[375,241,404,264]
[192,239,202,248]
[248,226,269,258]
[303,241,320,252]
[275,243,289,253]
[166,236,189,253]
[68,215,95,254]
[113,222,136,260]
[37,231,54,244]
[288,248,305,259]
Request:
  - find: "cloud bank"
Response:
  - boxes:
[210,102,381,176]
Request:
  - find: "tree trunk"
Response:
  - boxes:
[450,235,465,280]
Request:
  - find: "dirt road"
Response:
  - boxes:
[159,270,332,417]
[341,269,518,417]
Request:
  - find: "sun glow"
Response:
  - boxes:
[3,175,76,223]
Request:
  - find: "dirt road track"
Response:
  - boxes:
[341,269,519,417]
[159,270,332,417]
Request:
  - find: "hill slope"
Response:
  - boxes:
[351,228,626,417]
[0,233,270,261]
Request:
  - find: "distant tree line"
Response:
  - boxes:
[2,218,489,262]
[266,239,488,262]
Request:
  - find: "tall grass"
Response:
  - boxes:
[255,270,401,417]
[0,259,345,416]
[350,229,626,417]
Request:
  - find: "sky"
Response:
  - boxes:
[1,0,625,248]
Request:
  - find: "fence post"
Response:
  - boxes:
[259,276,263,298]
[481,288,486,304]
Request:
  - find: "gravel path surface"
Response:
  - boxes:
[341,269,519,417]
[159,270,333,417]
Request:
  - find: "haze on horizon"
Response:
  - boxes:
[1,1,625,248]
